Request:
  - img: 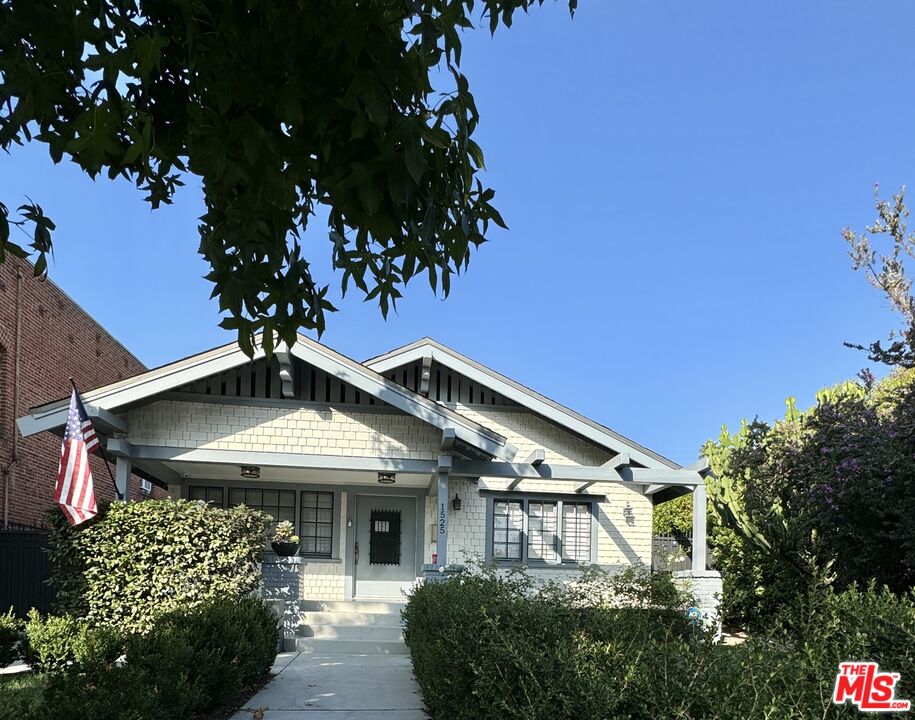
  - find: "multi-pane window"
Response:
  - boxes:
[489,497,593,565]
[300,491,334,558]
[188,486,225,506]
[227,487,296,536]
[561,502,592,564]
[527,501,558,563]
[491,500,524,560]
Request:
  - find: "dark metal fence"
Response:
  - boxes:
[651,534,692,573]
[0,527,54,616]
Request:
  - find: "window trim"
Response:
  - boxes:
[184,482,343,560]
[299,490,335,559]
[483,493,599,566]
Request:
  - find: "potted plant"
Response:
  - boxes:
[271,521,300,557]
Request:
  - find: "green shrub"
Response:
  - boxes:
[404,568,914,720]
[0,608,22,668]
[23,610,123,674]
[35,597,277,720]
[46,498,271,633]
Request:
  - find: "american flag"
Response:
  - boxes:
[55,388,99,526]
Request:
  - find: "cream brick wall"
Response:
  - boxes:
[299,562,346,600]
[126,400,440,459]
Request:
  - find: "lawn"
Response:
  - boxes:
[0,672,47,719]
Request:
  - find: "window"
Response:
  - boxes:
[488,497,593,565]
[527,501,558,563]
[561,502,592,564]
[300,491,334,558]
[491,500,524,560]
[227,487,295,536]
[188,486,224,506]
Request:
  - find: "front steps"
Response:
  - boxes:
[294,599,408,654]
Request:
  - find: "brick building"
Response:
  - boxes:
[0,255,166,529]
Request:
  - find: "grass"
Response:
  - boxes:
[0,671,47,719]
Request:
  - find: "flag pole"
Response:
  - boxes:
[69,378,122,501]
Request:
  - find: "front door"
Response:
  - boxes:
[353,495,417,599]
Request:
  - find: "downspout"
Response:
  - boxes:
[2,267,23,528]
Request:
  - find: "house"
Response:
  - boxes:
[16,334,718,619]
[0,255,166,531]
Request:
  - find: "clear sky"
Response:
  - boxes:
[2,1,913,465]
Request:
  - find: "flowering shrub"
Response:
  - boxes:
[702,368,915,628]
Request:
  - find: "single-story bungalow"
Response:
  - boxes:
[17,335,718,616]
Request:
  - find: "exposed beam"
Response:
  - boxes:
[419,354,433,397]
[508,451,544,489]
[440,428,456,453]
[452,458,702,487]
[643,484,667,495]
[575,453,629,493]
[275,343,296,399]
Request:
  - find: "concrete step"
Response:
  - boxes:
[293,637,409,655]
[298,611,404,627]
[297,624,405,641]
[299,600,405,615]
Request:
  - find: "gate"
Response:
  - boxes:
[0,527,55,616]
[651,534,693,572]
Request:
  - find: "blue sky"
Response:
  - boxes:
[2,1,913,465]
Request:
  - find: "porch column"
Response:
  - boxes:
[115,456,132,502]
[691,481,707,572]
[436,455,452,567]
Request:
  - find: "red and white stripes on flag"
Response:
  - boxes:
[55,388,99,526]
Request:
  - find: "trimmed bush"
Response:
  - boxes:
[46,499,271,633]
[404,567,915,719]
[33,596,277,720]
[23,610,123,674]
[0,608,22,668]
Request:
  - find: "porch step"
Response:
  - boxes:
[293,637,410,655]
[296,624,405,641]
[295,599,408,654]
[299,599,405,615]
[297,611,405,626]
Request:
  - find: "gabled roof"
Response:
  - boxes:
[364,338,679,470]
[18,334,517,462]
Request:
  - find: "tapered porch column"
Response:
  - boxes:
[115,456,132,502]
[435,455,452,566]
[691,481,707,572]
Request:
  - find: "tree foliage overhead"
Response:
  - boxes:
[0,0,575,354]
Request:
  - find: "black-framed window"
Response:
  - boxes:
[487,496,595,565]
[188,486,224,506]
[492,500,524,560]
[227,487,296,535]
[300,491,334,558]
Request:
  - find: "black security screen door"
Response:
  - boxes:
[369,509,402,565]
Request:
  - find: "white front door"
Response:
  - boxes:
[353,494,417,599]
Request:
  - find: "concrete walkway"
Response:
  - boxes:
[230,651,428,720]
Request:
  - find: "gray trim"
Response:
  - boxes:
[184,479,345,560]
[159,391,409,412]
[364,338,680,469]
[19,333,518,464]
[347,489,425,598]
[482,493,599,567]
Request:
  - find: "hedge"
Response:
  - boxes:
[403,566,915,720]
[0,608,21,668]
[46,499,271,633]
[5,596,278,720]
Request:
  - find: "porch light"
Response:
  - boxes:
[240,465,260,479]
[452,493,462,511]
[377,472,396,484]
[623,502,634,522]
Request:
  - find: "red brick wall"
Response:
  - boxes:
[0,256,167,528]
